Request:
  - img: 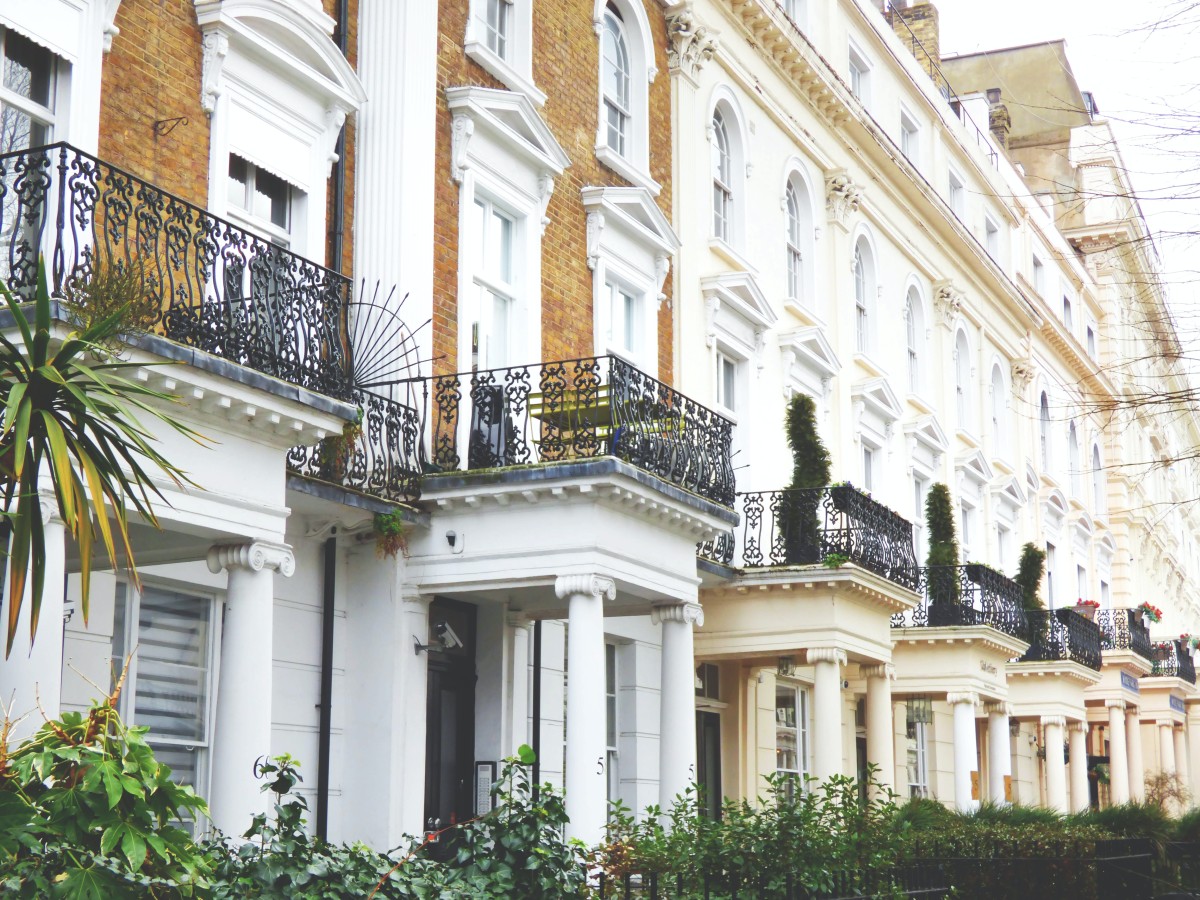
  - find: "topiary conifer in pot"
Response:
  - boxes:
[1014,542,1047,645]
[924,483,962,624]
[778,394,830,565]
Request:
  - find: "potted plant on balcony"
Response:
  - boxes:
[925,483,961,624]
[1013,543,1047,646]
[778,394,830,566]
[1135,602,1163,625]
[1074,598,1100,621]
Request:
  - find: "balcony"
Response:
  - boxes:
[891,564,1026,640]
[427,355,735,506]
[705,485,919,591]
[1148,640,1197,685]
[1095,608,1154,664]
[0,143,351,400]
[1018,608,1103,672]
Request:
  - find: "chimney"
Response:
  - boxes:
[886,2,947,96]
[987,89,1011,149]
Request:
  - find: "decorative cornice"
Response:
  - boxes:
[207,541,295,577]
[824,169,861,230]
[554,574,616,603]
[665,3,718,83]
[200,31,228,115]
[807,647,847,667]
[651,601,705,627]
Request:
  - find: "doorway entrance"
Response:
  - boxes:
[424,599,477,838]
[696,710,722,818]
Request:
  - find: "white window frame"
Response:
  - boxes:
[1032,255,1045,296]
[1039,392,1052,470]
[0,28,58,152]
[1086,322,1097,359]
[954,329,972,431]
[862,442,877,493]
[715,349,741,417]
[600,5,632,159]
[854,246,869,353]
[776,681,811,793]
[468,193,521,371]
[605,641,620,807]
[465,0,543,105]
[848,42,872,106]
[712,111,734,244]
[984,215,1000,258]
[1063,294,1074,335]
[783,0,807,29]
[990,364,1007,458]
[1092,443,1105,515]
[1046,541,1057,608]
[112,579,219,815]
[226,154,296,248]
[602,274,646,365]
[786,180,804,304]
[1068,422,1081,499]
[900,109,920,166]
[913,474,929,562]
[593,0,657,193]
[948,169,965,218]
[906,715,929,799]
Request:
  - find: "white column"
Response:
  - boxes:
[1128,708,1146,803]
[206,541,294,836]
[809,648,847,783]
[1159,720,1177,775]
[652,600,704,815]
[556,574,614,847]
[1107,700,1130,804]
[506,614,532,756]
[1069,721,1090,813]
[355,0,437,376]
[862,664,895,797]
[1042,716,1068,813]
[948,691,980,812]
[0,499,66,739]
[1174,725,1189,787]
[986,701,1013,805]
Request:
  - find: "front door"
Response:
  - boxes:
[424,599,477,839]
[696,710,722,818]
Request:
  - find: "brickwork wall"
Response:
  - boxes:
[433,2,675,384]
[323,0,358,278]
[886,3,947,96]
[98,0,211,208]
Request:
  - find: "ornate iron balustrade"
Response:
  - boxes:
[0,143,351,399]
[891,564,1026,640]
[429,356,735,506]
[1149,640,1197,684]
[1018,608,1103,671]
[734,485,919,590]
[1096,608,1154,663]
[288,386,425,504]
[697,530,735,567]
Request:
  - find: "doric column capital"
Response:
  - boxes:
[555,574,616,603]
[985,701,1014,717]
[946,691,979,708]
[807,647,847,667]
[207,541,294,577]
[1158,719,1176,729]
[1068,721,1088,734]
[651,601,704,627]
[1040,715,1067,729]
[861,663,896,681]
[1106,699,1128,711]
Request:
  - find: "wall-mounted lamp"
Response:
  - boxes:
[413,620,465,655]
[446,530,457,548]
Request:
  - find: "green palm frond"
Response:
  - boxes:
[0,258,206,657]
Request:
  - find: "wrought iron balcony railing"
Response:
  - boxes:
[287,386,425,503]
[1095,608,1154,663]
[1148,640,1197,684]
[1018,608,1103,672]
[717,485,919,590]
[891,564,1027,640]
[0,143,352,399]
[428,356,735,506]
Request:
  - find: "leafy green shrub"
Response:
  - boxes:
[0,696,211,898]
[966,801,1064,827]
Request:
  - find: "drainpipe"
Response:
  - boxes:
[316,532,337,841]
[531,619,542,800]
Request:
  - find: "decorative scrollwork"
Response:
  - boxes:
[1019,608,1102,672]
[1148,638,1196,684]
[0,143,352,399]
[1095,608,1154,664]
[891,564,1026,640]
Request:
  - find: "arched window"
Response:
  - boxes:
[1068,422,1081,498]
[600,5,631,158]
[786,181,803,301]
[990,364,1006,455]
[955,330,971,427]
[1092,443,1105,514]
[712,110,733,242]
[1039,392,1051,470]
[905,289,920,392]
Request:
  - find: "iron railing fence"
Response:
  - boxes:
[0,142,352,399]
[715,485,919,591]
[891,564,1026,640]
[594,862,949,899]
[1149,638,1197,684]
[287,385,426,504]
[428,355,735,506]
[1018,608,1103,671]
[1095,608,1154,663]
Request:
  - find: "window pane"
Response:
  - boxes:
[227,156,249,211]
[252,167,290,230]
[775,685,799,775]
[133,586,211,742]
[4,31,53,107]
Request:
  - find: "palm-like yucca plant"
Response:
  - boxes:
[0,260,202,656]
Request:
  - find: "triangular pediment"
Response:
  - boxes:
[700,271,777,330]
[956,448,993,484]
[582,186,680,256]
[779,326,840,380]
[446,86,571,174]
[991,474,1026,508]
[852,377,903,424]
[903,415,948,454]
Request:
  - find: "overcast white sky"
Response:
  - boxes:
[934,0,1200,338]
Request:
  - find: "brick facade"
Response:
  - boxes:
[433,2,675,383]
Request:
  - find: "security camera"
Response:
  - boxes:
[434,621,464,651]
